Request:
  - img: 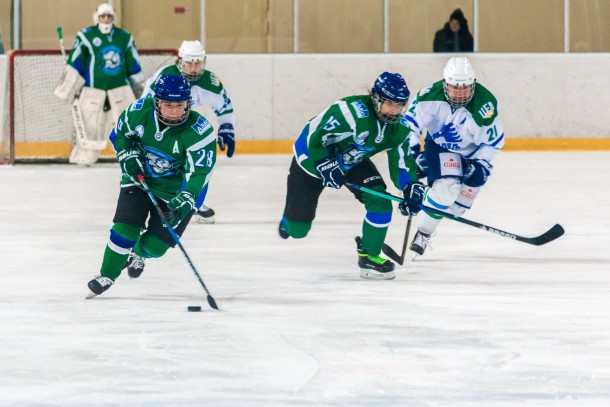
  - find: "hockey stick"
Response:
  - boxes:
[137,175,219,310]
[382,216,412,265]
[57,27,67,61]
[345,183,564,246]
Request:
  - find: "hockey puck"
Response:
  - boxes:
[187,306,202,312]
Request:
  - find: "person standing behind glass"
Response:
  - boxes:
[433,8,474,52]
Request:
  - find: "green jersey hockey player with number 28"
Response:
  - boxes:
[87,74,217,298]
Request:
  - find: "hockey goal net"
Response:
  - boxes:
[1,49,178,164]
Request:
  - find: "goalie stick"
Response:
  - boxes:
[346,183,565,247]
[138,175,219,311]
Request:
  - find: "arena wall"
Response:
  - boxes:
[2,53,610,156]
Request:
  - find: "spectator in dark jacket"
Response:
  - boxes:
[433,8,474,52]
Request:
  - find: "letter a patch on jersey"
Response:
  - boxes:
[173,141,180,154]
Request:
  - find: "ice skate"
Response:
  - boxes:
[356,236,395,280]
[410,230,432,257]
[195,204,215,224]
[278,218,289,239]
[126,252,146,278]
[86,275,114,299]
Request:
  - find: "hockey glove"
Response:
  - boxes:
[399,182,425,216]
[217,123,235,158]
[166,191,196,228]
[315,158,344,189]
[410,144,428,179]
[117,149,144,184]
[463,159,492,187]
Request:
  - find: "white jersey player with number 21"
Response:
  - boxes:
[404,57,505,256]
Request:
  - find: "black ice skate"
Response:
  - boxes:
[355,236,395,280]
[126,252,146,278]
[86,275,114,299]
[278,218,289,239]
[196,204,216,224]
[409,230,432,256]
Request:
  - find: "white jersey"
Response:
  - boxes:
[406,80,504,163]
[142,65,235,127]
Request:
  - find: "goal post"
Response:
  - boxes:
[1,49,178,164]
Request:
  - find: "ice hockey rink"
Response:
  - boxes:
[1,152,609,406]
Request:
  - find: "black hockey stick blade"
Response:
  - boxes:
[520,223,565,246]
[382,243,404,265]
[207,295,219,310]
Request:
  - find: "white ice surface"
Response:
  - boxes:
[1,153,609,407]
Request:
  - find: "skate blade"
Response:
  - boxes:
[359,269,396,280]
[196,216,216,224]
[85,292,97,299]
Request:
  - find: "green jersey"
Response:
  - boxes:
[293,95,418,189]
[111,97,216,201]
[68,26,143,90]
[143,65,235,127]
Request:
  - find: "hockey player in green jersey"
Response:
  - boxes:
[54,3,144,166]
[87,74,217,298]
[404,57,505,256]
[279,72,425,280]
[143,40,235,224]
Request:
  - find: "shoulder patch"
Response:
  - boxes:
[350,100,369,118]
[209,72,220,87]
[191,115,212,135]
[478,102,495,119]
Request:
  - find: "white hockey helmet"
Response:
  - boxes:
[443,57,476,108]
[93,3,115,34]
[177,40,207,82]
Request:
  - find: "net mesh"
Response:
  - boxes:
[1,50,177,163]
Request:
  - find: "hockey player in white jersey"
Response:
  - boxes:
[142,40,235,224]
[404,57,505,255]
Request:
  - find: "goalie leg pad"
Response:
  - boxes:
[78,87,107,143]
[107,85,136,123]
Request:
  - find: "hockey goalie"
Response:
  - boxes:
[54,3,144,165]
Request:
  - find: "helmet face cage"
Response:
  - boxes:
[93,3,115,34]
[371,72,410,124]
[154,98,191,127]
[177,55,207,82]
[177,41,207,82]
[443,57,476,108]
[154,74,192,127]
[372,94,408,124]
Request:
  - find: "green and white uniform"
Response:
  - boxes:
[294,95,418,189]
[98,97,216,281]
[286,94,419,256]
[143,65,234,128]
[68,25,143,89]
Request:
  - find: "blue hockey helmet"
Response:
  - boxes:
[154,74,192,126]
[371,72,410,124]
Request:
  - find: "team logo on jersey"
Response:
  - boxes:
[135,125,145,138]
[142,146,179,178]
[431,122,462,145]
[155,132,163,141]
[479,102,495,119]
[192,116,211,135]
[117,118,123,131]
[338,143,375,170]
[354,131,369,145]
[374,133,384,143]
[93,37,102,47]
[100,46,122,75]
[351,101,369,118]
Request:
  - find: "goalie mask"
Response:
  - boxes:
[93,3,115,35]
[154,74,192,127]
[443,57,476,108]
[371,72,410,124]
[177,40,207,83]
